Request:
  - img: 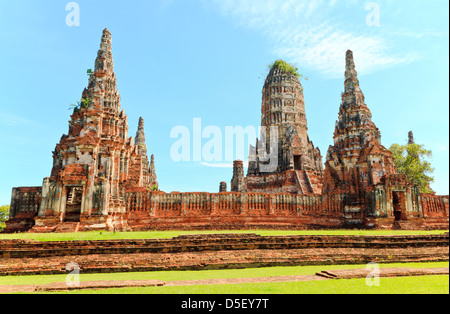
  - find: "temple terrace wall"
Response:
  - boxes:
[4,188,448,233]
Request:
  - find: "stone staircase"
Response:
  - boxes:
[66,189,75,204]
[294,170,313,194]
[53,222,80,233]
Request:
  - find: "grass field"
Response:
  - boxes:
[0,262,447,285]
[1,262,448,294]
[60,275,448,294]
[0,229,447,242]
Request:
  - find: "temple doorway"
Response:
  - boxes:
[294,155,302,170]
[392,191,407,221]
[65,187,83,222]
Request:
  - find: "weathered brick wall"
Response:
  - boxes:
[117,191,349,231]
[421,194,449,218]
[4,187,42,233]
[5,188,448,233]
[124,191,345,219]
[8,187,42,220]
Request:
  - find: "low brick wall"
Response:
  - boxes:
[0,233,448,276]
[422,194,449,218]
[4,189,449,233]
[1,233,448,259]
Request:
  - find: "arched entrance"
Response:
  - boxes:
[65,187,83,222]
[392,191,407,221]
[294,155,302,170]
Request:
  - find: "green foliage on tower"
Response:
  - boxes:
[69,98,92,112]
[268,60,307,80]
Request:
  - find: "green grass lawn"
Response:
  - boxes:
[59,275,448,294]
[0,229,447,242]
[1,262,448,289]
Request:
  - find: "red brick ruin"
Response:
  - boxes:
[4,30,448,233]
[246,63,324,195]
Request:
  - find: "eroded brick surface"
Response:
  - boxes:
[0,234,447,276]
[246,63,323,195]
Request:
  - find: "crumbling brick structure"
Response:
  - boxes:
[317,51,447,229]
[231,160,247,193]
[4,32,448,233]
[323,50,397,196]
[247,62,324,194]
[5,29,158,233]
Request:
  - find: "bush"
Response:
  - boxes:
[0,205,10,232]
[268,60,305,79]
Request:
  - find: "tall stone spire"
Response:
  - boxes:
[38,29,161,221]
[407,131,420,161]
[323,50,396,194]
[95,28,114,72]
[83,28,121,113]
[135,117,149,175]
[134,118,158,189]
[408,131,415,145]
[149,154,158,188]
[333,50,381,152]
[344,50,363,95]
[135,117,147,148]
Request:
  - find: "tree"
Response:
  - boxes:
[389,143,435,193]
[0,205,10,232]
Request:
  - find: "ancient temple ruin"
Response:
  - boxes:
[246,61,324,194]
[6,29,158,232]
[4,30,448,233]
[323,50,397,195]
[321,51,419,227]
[229,50,448,229]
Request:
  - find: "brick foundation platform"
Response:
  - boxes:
[0,233,448,276]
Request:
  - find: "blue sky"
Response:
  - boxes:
[0,0,448,204]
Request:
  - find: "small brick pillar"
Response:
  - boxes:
[231,160,247,193]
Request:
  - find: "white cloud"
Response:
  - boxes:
[211,0,423,77]
[0,112,35,127]
[275,27,421,77]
